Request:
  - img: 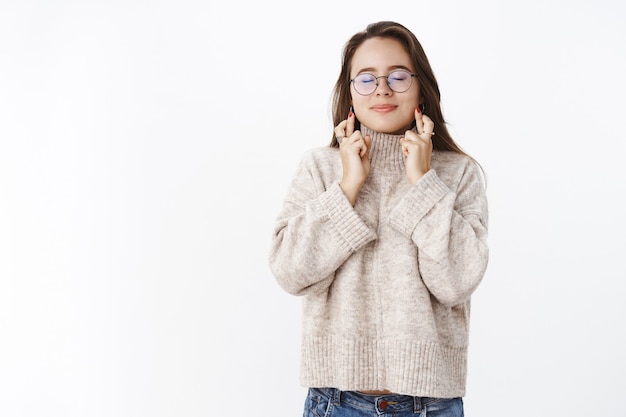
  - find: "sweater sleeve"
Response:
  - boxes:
[269,152,377,296]
[388,159,489,306]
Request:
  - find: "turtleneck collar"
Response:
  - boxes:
[361,124,418,174]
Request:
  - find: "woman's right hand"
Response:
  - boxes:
[335,110,371,206]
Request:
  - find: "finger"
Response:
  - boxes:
[344,132,366,157]
[334,119,348,142]
[400,138,423,157]
[400,138,409,156]
[421,114,435,136]
[404,130,422,143]
[414,107,424,133]
[346,109,355,137]
[341,131,364,156]
[361,135,371,158]
[334,119,347,134]
[350,132,366,158]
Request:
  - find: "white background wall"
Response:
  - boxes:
[1,0,625,415]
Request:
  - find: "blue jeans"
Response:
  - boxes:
[303,388,464,417]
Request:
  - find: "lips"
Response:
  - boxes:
[371,104,397,113]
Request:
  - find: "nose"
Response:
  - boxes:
[375,76,393,96]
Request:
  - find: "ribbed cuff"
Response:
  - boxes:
[317,182,377,252]
[388,170,450,237]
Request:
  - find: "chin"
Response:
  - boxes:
[363,119,411,135]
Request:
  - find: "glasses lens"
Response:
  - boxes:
[353,73,377,95]
[387,70,413,93]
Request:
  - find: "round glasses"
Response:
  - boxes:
[350,70,416,96]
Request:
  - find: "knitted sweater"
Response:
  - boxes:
[269,125,489,398]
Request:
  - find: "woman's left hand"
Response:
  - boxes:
[400,107,435,185]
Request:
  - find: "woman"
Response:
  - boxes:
[269,21,488,417]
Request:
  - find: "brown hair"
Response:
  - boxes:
[330,21,472,162]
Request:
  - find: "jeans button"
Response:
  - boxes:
[379,400,388,410]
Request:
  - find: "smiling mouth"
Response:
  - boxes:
[371,105,396,113]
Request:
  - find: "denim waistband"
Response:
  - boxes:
[311,387,444,414]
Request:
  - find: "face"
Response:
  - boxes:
[350,37,421,134]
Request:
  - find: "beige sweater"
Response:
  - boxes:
[269,125,489,398]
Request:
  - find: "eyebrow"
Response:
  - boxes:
[354,64,413,75]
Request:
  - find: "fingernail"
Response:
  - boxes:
[348,110,353,118]
[416,106,421,113]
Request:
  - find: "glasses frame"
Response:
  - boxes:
[350,70,416,96]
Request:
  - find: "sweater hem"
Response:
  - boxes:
[300,336,467,398]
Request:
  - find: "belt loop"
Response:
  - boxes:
[332,388,342,406]
[413,395,422,414]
